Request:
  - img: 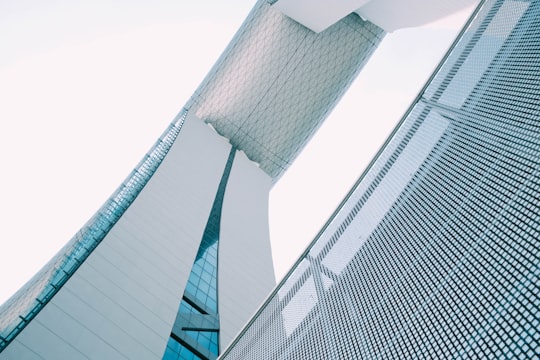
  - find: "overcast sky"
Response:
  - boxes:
[0,1,476,304]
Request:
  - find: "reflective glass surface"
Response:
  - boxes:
[164,149,235,360]
[184,242,219,312]
[163,337,203,360]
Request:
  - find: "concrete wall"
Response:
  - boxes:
[218,151,275,348]
[1,112,231,359]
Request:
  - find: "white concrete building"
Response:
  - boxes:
[0,0,477,359]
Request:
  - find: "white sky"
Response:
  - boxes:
[0,1,476,305]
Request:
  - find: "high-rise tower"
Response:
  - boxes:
[0,110,276,360]
[0,0,390,358]
[0,0,483,359]
[220,0,540,358]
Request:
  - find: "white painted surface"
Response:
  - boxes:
[1,112,276,358]
[355,0,478,32]
[218,151,275,348]
[274,0,477,32]
[1,112,232,359]
[273,0,369,32]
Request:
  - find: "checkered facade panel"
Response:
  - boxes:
[220,0,540,358]
[187,0,384,179]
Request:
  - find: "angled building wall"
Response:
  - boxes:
[220,0,540,358]
[0,0,484,359]
[0,112,275,359]
[1,1,388,358]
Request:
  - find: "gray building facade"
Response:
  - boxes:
[2,0,536,358]
[0,111,277,360]
[220,0,540,358]
[0,1,385,359]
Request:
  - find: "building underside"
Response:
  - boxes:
[186,1,384,179]
[2,0,521,359]
[0,1,389,358]
[221,0,540,358]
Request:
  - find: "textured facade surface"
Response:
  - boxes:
[220,0,540,358]
[0,113,275,359]
[0,110,189,356]
[0,0,385,357]
[187,0,384,179]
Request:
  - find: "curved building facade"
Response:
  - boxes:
[0,112,276,359]
[220,0,540,358]
[0,0,387,359]
[3,0,533,359]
